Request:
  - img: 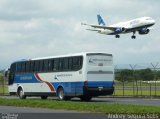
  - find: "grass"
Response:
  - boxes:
[114,90,160,96]
[114,81,160,96]
[0,75,8,94]
[0,98,160,114]
[0,86,8,94]
[0,75,3,80]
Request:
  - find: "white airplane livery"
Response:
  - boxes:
[82,15,155,39]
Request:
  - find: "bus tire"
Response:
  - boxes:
[80,96,92,102]
[41,96,48,100]
[18,88,26,99]
[57,87,65,101]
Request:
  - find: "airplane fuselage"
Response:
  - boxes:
[99,17,155,35]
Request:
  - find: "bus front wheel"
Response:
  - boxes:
[57,87,71,101]
[57,87,65,100]
[18,88,26,99]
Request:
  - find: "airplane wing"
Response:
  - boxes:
[81,23,119,31]
[86,28,101,32]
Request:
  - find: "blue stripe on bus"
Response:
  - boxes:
[88,81,114,87]
[15,74,39,83]
[51,81,113,96]
[51,82,84,95]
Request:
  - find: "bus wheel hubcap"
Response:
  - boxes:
[59,89,64,99]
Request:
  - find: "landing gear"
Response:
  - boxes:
[115,35,120,38]
[131,31,136,39]
[131,35,136,39]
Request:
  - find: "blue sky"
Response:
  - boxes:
[0,0,160,69]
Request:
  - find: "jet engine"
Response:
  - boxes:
[115,27,126,33]
[138,28,150,35]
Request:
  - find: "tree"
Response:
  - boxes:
[138,68,154,81]
[115,68,154,82]
[115,69,134,82]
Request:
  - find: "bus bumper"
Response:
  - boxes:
[83,86,114,96]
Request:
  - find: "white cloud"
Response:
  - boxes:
[126,38,160,54]
[0,0,159,69]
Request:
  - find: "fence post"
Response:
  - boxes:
[140,80,142,96]
[151,62,159,97]
[3,75,5,95]
[114,65,117,96]
[150,82,151,97]
[129,64,137,96]
[122,75,125,96]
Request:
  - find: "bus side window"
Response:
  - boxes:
[39,60,44,72]
[72,56,82,70]
[21,62,26,73]
[63,58,69,71]
[48,59,53,71]
[34,60,40,72]
[26,61,31,73]
[19,62,23,73]
[59,58,69,71]
[30,61,35,72]
[44,60,49,72]
[53,58,59,71]
[68,57,73,70]
[59,58,63,71]
[50,59,54,71]
[16,63,21,73]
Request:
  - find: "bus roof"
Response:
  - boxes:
[13,52,112,62]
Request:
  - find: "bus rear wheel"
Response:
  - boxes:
[18,88,26,99]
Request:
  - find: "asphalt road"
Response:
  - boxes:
[0,106,107,119]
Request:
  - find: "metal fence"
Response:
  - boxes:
[0,62,160,97]
[0,74,8,95]
[114,62,160,97]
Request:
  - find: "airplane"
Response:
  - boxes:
[81,15,155,39]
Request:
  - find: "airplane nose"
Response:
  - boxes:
[149,20,155,25]
[152,20,155,24]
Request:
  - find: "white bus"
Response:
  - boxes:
[8,52,114,101]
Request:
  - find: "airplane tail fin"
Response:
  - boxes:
[97,14,106,26]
